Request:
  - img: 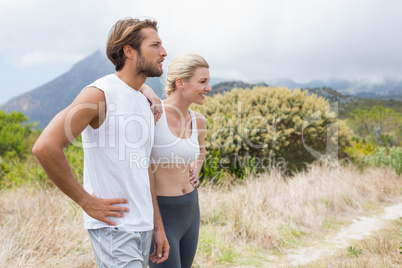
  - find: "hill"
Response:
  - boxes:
[210,81,269,96]
[302,87,357,103]
[267,78,402,101]
[302,87,402,118]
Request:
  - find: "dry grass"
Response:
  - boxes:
[0,163,401,267]
[0,186,96,267]
[194,163,402,267]
[302,218,402,268]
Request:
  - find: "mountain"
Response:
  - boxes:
[266,78,402,101]
[210,81,269,96]
[268,78,328,90]
[0,50,227,128]
[301,87,358,104]
[211,81,357,104]
[0,51,164,128]
[2,50,401,127]
[353,90,402,100]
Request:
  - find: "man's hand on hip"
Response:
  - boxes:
[82,194,129,226]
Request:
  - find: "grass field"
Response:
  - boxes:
[301,218,402,267]
[1,163,401,267]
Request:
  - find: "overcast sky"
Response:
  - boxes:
[1,0,402,104]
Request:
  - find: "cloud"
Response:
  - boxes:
[18,52,86,67]
[0,0,402,83]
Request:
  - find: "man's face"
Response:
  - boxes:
[136,28,167,77]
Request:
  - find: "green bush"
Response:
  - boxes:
[0,110,42,188]
[344,137,401,175]
[0,137,84,189]
[344,138,376,167]
[363,147,402,175]
[0,154,48,188]
[64,137,84,184]
[0,110,37,158]
[348,104,402,146]
[193,86,352,179]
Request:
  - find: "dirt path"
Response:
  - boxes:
[282,202,402,266]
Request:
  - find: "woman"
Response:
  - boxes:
[149,53,211,268]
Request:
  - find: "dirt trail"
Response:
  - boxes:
[283,202,402,266]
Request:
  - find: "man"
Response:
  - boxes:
[32,18,169,267]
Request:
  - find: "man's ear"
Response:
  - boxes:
[123,45,137,60]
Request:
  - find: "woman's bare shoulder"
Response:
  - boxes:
[193,111,207,129]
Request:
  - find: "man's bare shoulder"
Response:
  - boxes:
[75,86,106,104]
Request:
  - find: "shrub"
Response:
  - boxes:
[364,147,402,175]
[344,138,376,167]
[348,104,402,146]
[0,110,37,158]
[0,154,48,188]
[64,137,84,184]
[0,110,42,188]
[344,136,401,175]
[0,142,84,189]
[193,86,352,179]
[0,110,84,188]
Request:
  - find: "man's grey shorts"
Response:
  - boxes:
[88,228,152,268]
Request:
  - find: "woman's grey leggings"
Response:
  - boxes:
[149,188,200,268]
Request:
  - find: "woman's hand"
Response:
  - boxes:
[189,167,200,188]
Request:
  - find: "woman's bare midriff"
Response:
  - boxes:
[151,164,194,196]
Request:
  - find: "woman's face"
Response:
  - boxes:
[183,67,211,105]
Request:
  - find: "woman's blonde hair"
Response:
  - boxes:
[165,53,209,96]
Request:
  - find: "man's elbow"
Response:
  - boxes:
[32,140,48,159]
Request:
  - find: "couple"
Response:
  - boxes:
[32,17,211,268]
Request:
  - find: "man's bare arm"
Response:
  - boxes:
[139,84,162,122]
[32,87,129,226]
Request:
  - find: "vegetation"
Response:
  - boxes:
[339,98,402,118]
[347,104,401,146]
[0,83,401,267]
[304,219,402,267]
[347,246,363,257]
[194,86,352,180]
[0,110,37,158]
[0,111,41,188]
[1,164,401,267]
[344,140,402,174]
[196,163,401,267]
[363,147,402,175]
[343,104,402,175]
[0,110,83,188]
[3,88,400,186]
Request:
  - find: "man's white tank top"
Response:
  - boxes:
[81,74,154,231]
[150,101,200,165]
